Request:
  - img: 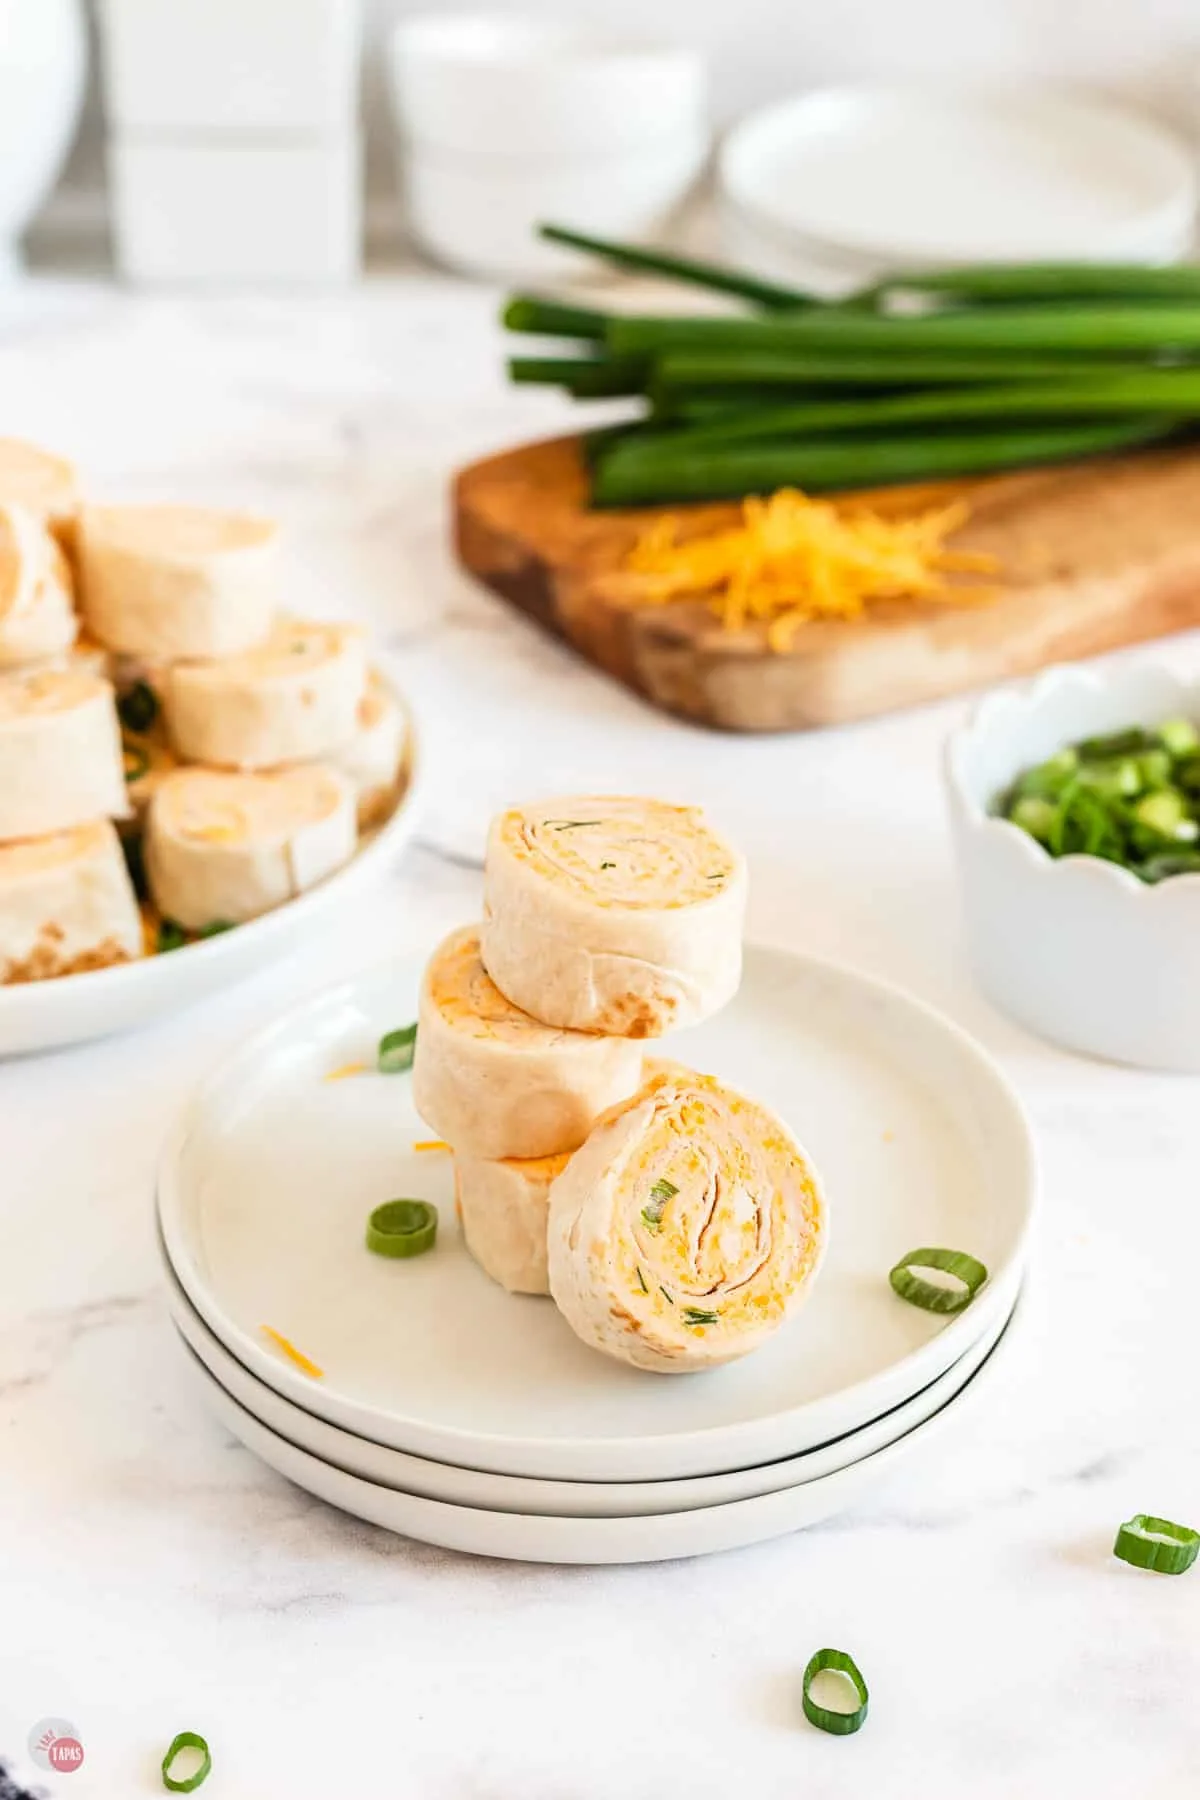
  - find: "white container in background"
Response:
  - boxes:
[98,0,361,133]
[111,138,362,285]
[403,132,709,280]
[388,15,706,157]
[946,661,1200,1073]
[0,0,86,276]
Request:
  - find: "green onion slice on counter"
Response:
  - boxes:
[1113,1514,1199,1575]
[161,1731,212,1792]
[118,680,159,735]
[802,1649,870,1736]
[377,1023,417,1074]
[889,1247,988,1314]
[366,1199,438,1259]
[156,919,188,954]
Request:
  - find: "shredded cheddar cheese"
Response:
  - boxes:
[413,1139,451,1154]
[324,1060,368,1083]
[625,487,999,651]
[260,1324,324,1379]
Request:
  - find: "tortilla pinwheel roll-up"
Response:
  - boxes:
[163,620,367,769]
[0,503,77,669]
[78,503,278,661]
[328,669,408,827]
[481,796,746,1037]
[0,439,79,539]
[454,1150,569,1295]
[0,668,128,841]
[145,765,356,930]
[0,822,142,982]
[548,1068,827,1373]
[412,925,644,1161]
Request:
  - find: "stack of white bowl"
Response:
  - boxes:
[718,86,1198,296]
[156,943,1037,1565]
[386,15,709,281]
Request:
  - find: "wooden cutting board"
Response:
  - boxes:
[453,435,1200,732]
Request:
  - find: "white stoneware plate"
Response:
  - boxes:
[162,1237,1018,1516]
[719,88,1196,267]
[158,944,1035,1481]
[177,1300,1019,1564]
[0,682,423,1057]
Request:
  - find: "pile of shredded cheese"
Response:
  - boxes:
[624,488,999,651]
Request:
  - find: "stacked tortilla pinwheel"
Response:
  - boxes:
[413,796,828,1373]
[0,438,408,984]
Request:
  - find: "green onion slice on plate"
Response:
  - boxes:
[156,919,188,955]
[802,1648,869,1736]
[366,1198,438,1259]
[1113,1514,1199,1575]
[889,1247,988,1314]
[161,1731,212,1792]
[118,679,159,735]
[378,1022,417,1074]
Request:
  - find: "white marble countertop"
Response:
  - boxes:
[2,273,1198,1800]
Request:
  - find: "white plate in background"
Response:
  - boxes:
[178,1298,1020,1564]
[719,88,1196,269]
[158,944,1035,1480]
[163,1238,1018,1516]
[0,682,423,1057]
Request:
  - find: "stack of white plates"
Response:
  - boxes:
[717,87,1197,294]
[157,945,1036,1564]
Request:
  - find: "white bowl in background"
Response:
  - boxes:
[946,661,1200,1072]
[388,14,705,158]
[402,132,709,281]
[0,0,86,277]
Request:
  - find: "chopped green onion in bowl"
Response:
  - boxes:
[998,716,1200,880]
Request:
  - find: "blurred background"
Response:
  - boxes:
[17,0,1200,278]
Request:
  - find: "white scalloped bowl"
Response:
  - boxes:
[945,661,1200,1072]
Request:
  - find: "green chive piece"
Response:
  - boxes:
[641,1178,678,1233]
[659,1286,674,1305]
[117,679,159,735]
[366,1198,438,1259]
[1009,794,1058,845]
[889,1247,988,1314]
[543,818,602,830]
[156,918,188,954]
[197,919,234,939]
[682,1306,720,1327]
[123,743,151,783]
[378,1023,418,1074]
[802,1649,870,1736]
[1157,717,1200,758]
[1113,1514,1199,1575]
[635,1266,648,1293]
[161,1731,212,1792]
[600,860,616,870]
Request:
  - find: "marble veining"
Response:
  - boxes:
[1,271,1198,1799]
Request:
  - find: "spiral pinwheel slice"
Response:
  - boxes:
[0,503,77,669]
[164,619,367,770]
[0,667,128,841]
[0,439,79,537]
[454,1150,570,1295]
[481,795,746,1038]
[328,669,408,828]
[548,1067,827,1373]
[0,822,141,982]
[145,765,356,930]
[412,925,644,1161]
[78,503,278,661]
